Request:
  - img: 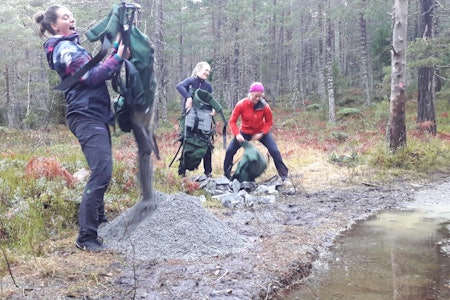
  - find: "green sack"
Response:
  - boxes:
[86,4,156,131]
[113,60,143,132]
[181,134,209,171]
[177,92,215,171]
[194,89,223,113]
[232,141,267,182]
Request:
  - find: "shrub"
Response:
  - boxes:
[330,131,349,142]
[305,103,321,111]
[369,136,450,173]
[337,107,362,119]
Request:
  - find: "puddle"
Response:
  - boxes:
[281,187,450,300]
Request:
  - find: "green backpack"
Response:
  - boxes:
[231,141,267,182]
[181,132,211,171]
[179,89,227,171]
[85,3,156,134]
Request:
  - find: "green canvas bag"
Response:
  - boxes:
[177,89,228,172]
[232,141,267,182]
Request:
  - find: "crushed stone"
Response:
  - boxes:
[99,191,249,260]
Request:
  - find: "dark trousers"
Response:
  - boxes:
[203,145,213,175]
[68,115,112,243]
[223,132,288,179]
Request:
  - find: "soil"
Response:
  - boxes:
[110,183,414,300]
[5,172,448,300]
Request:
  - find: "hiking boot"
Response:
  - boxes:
[76,239,109,253]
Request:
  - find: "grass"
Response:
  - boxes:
[0,98,450,297]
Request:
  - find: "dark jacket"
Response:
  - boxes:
[176,76,213,99]
[44,32,123,125]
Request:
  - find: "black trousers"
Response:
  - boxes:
[68,115,112,243]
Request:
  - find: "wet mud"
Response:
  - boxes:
[111,182,420,299]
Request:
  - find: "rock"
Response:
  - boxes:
[231,179,241,193]
[213,193,244,208]
[193,173,296,207]
[204,180,217,194]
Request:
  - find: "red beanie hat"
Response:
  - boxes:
[249,82,264,93]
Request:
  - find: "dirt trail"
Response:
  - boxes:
[5,174,448,300]
[99,179,425,299]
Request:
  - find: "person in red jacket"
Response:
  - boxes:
[223,82,289,181]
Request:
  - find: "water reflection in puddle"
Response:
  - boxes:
[282,198,450,300]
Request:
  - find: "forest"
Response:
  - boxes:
[1,0,449,133]
[1,1,450,297]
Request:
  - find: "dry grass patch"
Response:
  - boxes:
[0,236,126,299]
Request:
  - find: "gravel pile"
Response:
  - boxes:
[99,192,249,260]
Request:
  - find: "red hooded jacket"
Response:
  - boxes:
[229,98,272,136]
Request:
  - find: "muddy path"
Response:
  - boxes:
[109,180,423,300]
[5,175,448,300]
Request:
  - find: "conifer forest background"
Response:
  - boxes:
[0,0,449,133]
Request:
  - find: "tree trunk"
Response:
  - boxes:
[270,0,278,105]
[359,8,372,106]
[153,0,168,123]
[317,3,327,107]
[5,66,12,127]
[5,66,19,128]
[326,18,336,123]
[210,0,224,103]
[231,16,241,108]
[417,0,436,134]
[387,0,408,150]
[25,68,32,129]
[417,66,436,133]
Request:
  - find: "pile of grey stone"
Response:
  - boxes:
[191,174,296,208]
